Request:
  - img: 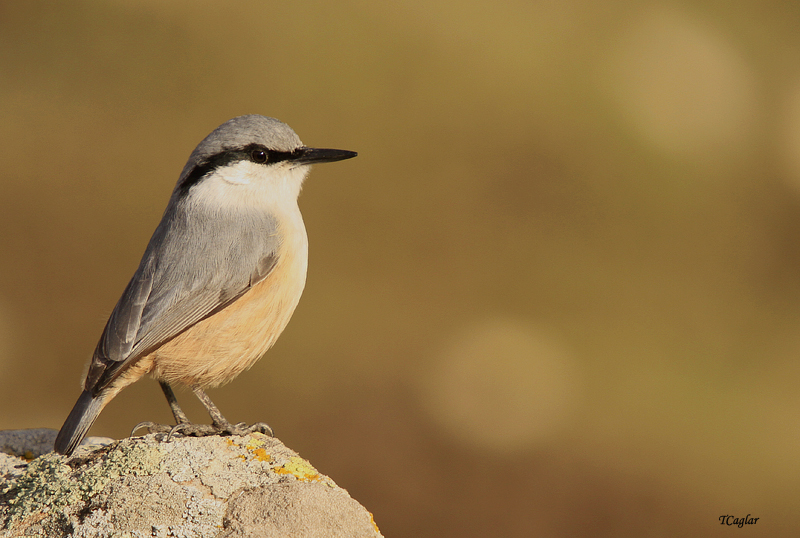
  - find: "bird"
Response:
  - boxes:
[54,115,357,456]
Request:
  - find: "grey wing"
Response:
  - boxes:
[85,205,281,393]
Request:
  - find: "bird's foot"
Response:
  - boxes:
[130,420,273,441]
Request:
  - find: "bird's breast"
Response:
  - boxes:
[149,211,309,388]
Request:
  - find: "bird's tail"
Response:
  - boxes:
[54,390,106,456]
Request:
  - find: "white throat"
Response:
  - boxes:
[194,161,310,212]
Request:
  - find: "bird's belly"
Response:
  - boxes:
[148,254,307,388]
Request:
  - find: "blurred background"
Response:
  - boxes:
[1,1,798,536]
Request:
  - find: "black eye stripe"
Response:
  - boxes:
[242,143,300,165]
[178,144,302,194]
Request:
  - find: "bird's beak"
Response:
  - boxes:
[292,147,357,165]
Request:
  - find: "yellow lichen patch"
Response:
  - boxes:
[245,436,265,450]
[369,512,381,535]
[273,457,320,482]
[234,435,271,461]
[251,448,271,462]
[221,433,274,462]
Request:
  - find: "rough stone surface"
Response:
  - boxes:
[0,429,382,538]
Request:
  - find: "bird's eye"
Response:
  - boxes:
[251,149,268,163]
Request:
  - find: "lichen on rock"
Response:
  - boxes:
[0,430,382,538]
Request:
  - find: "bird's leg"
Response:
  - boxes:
[192,385,274,437]
[132,384,274,439]
[131,381,193,437]
[191,385,230,428]
[161,381,191,424]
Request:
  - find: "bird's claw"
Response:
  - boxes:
[244,421,274,437]
[131,421,174,437]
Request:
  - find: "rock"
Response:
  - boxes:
[0,429,382,538]
[1,429,114,460]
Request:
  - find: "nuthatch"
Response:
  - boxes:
[54,115,356,456]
